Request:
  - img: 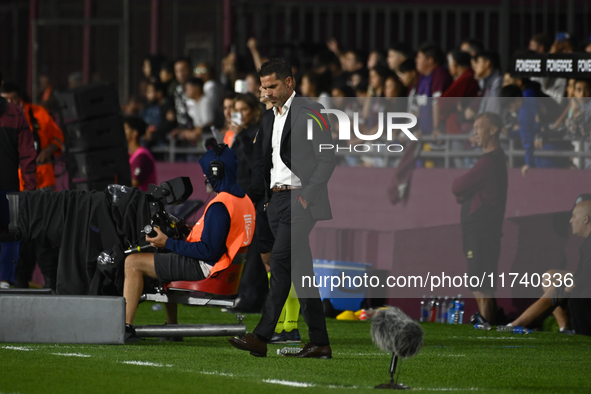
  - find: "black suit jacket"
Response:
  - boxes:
[252,94,336,221]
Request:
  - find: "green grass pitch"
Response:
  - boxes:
[1,301,591,394]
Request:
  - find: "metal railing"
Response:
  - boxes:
[151,133,591,169]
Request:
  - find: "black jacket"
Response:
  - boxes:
[253,95,336,221]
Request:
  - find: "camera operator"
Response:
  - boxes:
[123,145,255,341]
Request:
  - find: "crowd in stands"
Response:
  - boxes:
[29,31,591,170]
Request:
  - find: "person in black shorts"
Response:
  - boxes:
[452,112,508,324]
[122,146,256,338]
[506,196,591,336]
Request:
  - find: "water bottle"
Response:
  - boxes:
[420,295,428,322]
[447,298,456,324]
[474,323,491,330]
[277,346,303,355]
[429,297,437,322]
[440,296,449,323]
[497,325,531,334]
[453,295,464,324]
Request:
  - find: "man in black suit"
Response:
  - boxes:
[228,58,336,358]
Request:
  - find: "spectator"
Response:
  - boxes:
[460,38,484,57]
[245,72,262,96]
[530,33,567,102]
[415,43,453,135]
[160,61,177,98]
[387,43,413,73]
[141,81,175,148]
[123,115,157,192]
[397,58,419,116]
[67,71,82,90]
[300,71,333,109]
[194,62,222,106]
[173,57,193,129]
[472,51,503,115]
[367,50,386,70]
[36,72,58,114]
[439,50,480,168]
[221,92,238,145]
[178,77,215,142]
[326,39,367,85]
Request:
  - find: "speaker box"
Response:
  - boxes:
[54,83,120,123]
[65,115,126,152]
[67,146,131,186]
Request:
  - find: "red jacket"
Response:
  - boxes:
[439,69,480,134]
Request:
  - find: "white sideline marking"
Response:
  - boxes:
[51,353,91,358]
[336,352,383,356]
[263,379,316,388]
[121,361,173,367]
[415,388,479,391]
[1,346,34,351]
[200,371,235,377]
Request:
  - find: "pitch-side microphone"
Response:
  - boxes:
[371,307,423,390]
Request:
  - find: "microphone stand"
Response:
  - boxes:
[375,353,410,390]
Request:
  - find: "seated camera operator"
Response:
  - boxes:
[123,144,256,340]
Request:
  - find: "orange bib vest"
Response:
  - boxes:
[186,191,255,277]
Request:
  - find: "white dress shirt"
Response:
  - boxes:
[270,91,302,187]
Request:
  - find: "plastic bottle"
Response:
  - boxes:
[420,295,428,322]
[447,298,456,324]
[429,297,437,322]
[277,347,303,355]
[453,295,464,324]
[440,296,449,323]
[474,323,491,330]
[496,325,531,334]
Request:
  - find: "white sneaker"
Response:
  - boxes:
[0,281,10,289]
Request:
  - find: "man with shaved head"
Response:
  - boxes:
[505,195,591,336]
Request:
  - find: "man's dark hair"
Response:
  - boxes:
[186,77,204,89]
[474,51,501,71]
[259,58,293,80]
[0,81,21,96]
[500,84,523,98]
[388,42,413,58]
[398,58,417,74]
[449,49,472,68]
[224,91,238,101]
[174,56,192,68]
[476,112,503,139]
[418,43,445,65]
[332,82,355,97]
[160,61,175,74]
[147,81,166,93]
[531,33,551,52]
[0,70,3,84]
[123,115,147,138]
[461,38,484,53]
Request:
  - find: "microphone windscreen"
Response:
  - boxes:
[371,307,423,358]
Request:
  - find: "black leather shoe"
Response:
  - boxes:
[228,333,267,357]
[283,342,332,359]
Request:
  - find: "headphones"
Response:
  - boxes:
[209,143,228,181]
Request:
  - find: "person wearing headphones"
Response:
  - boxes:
[122,145,256,342]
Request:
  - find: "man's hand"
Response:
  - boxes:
[521,164,529,177]
[246,37,258,53]
[146,227,168,248]
[36,143,59,164]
